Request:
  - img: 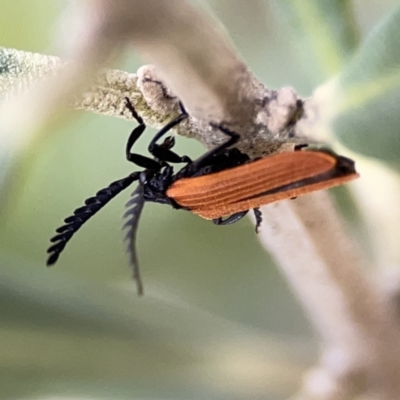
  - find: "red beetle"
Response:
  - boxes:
[47,98,359,294]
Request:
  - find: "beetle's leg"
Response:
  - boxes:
[126,123,161,169]
[125,121,162,169]
[126,138,162,170]
[151,144,192,164]
[213,210,248,226]
[253,207,263,233]
[126,152,162,169]
[192,124,240,168]
[125,97,146,154]
[294,144,308,151]
[126,124,146,156]
[47,172,140,266]
[211,124,241,151]
[148,102,190,163]
[148,102,187,149]
[152,135,192,164]
[125,97,145,126]
[124,98,163,169]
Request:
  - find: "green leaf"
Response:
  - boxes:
[322,5,400,166]
[272,0,359,84]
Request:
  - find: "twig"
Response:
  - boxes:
[0,47,300,157]
[257,193,400,399]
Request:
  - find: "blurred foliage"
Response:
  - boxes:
[331,5,400,166]
[0,0,399,399]
[272,0,359,83]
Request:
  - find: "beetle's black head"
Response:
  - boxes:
[141,166,176,205]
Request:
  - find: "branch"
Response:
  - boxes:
[0,46,299,156]
[257,193,400,399]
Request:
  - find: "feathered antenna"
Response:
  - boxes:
[122,184,145,295]
[121,134,179,295]
[47,172,140,266]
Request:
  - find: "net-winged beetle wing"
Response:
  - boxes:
[47,98,359,295]
[167,150,359,220]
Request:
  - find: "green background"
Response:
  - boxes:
[0,1,397,399]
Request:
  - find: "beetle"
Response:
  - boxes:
[47,98,359,294]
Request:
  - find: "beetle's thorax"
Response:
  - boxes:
[173,148,250,182]
[141,166,176,206]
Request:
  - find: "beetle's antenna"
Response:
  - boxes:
[121,133,181,296]
[47,172,140,266]
[122,184,145,295]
